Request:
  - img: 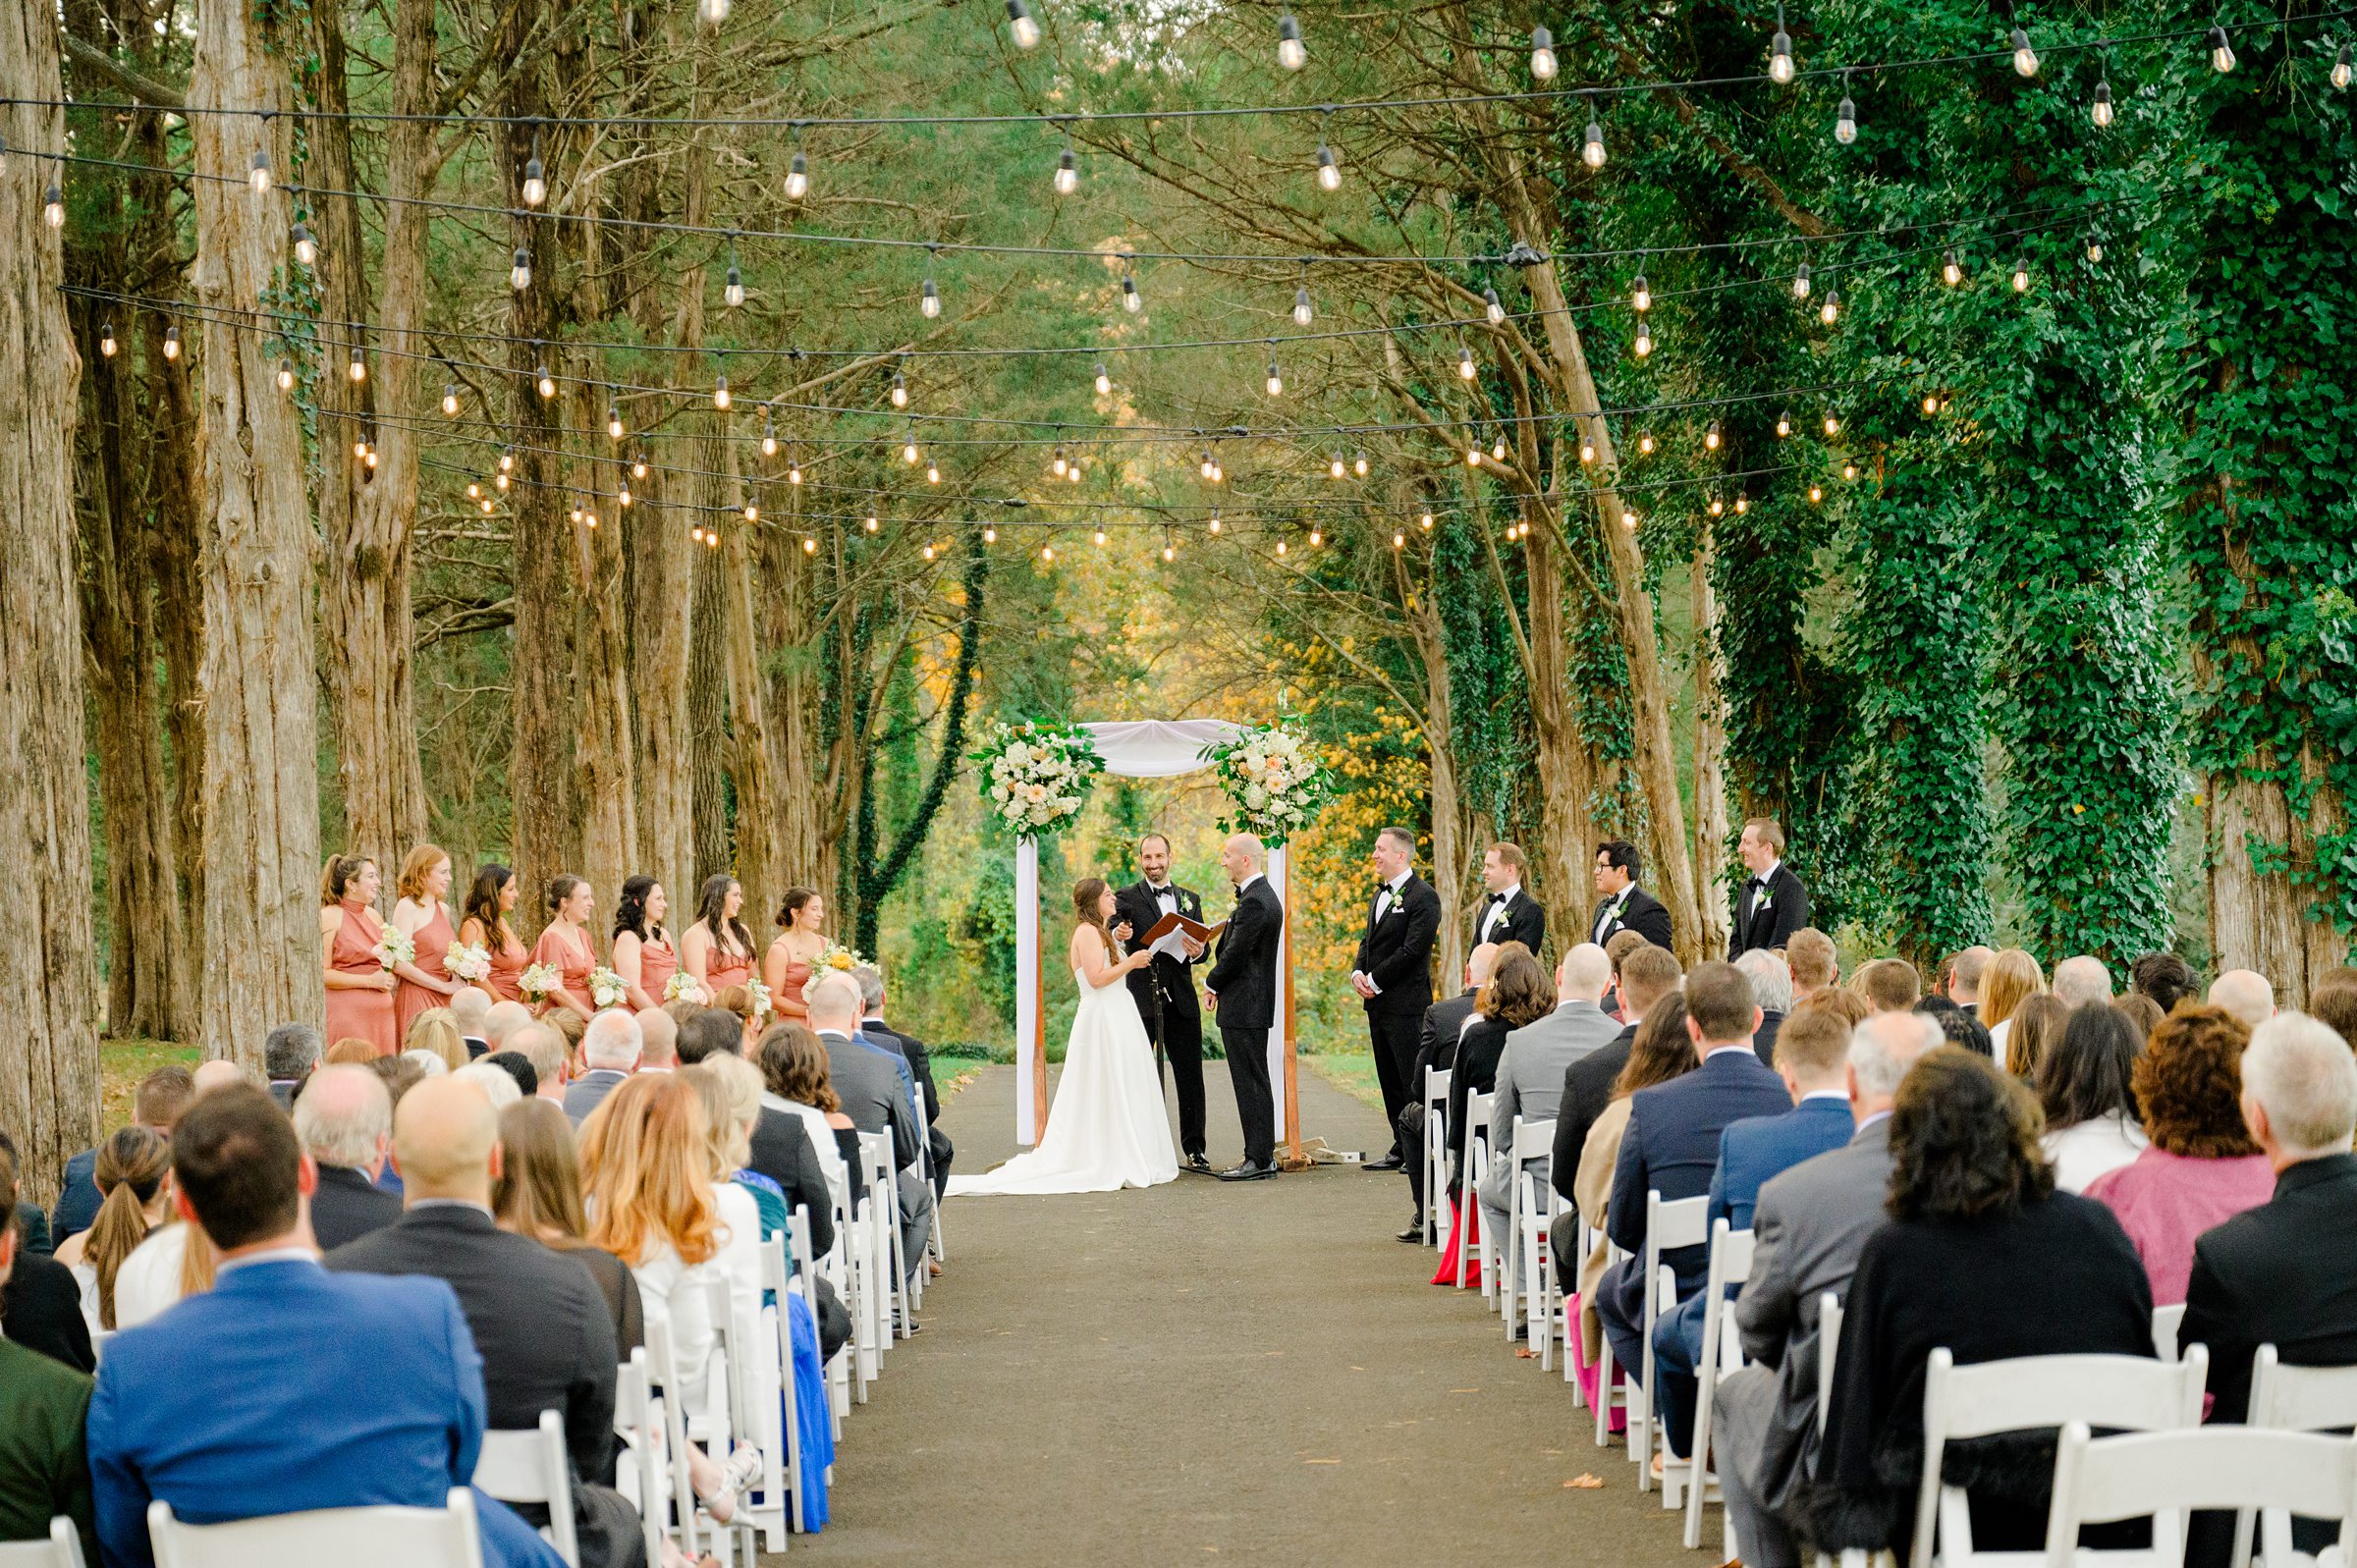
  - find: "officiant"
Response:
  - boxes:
[1114,833,1213,1174]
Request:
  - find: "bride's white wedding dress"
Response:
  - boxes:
[947,941,1178,1196]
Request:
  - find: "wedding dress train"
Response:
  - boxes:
[946,959,1178,1195]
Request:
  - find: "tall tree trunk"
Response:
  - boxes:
[632,420,695,902]
[2206,761,2348,1006]
[1404,568,1471,982]
[151,326,207,961]
[0,56,100,1200]
[570,384,640,909]
[189,17,324,1060]
[688,504,731,881]
[1519,515,1600,953]
[1689,534,1731,959]
[721,488,786,904]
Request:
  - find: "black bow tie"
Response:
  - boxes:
[1747,874,1767,888]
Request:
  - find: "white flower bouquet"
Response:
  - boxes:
[1199,717,1336,847]
[746,977,775,1021]
[971,720,1103,838]
[589,965,629,1009]
[445,941,492,984]
[664,971,711,1005]
[373,926,415,972]
[519,962,562,1003]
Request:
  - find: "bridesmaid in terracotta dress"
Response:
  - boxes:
[763,887,827,1024]
[682,874,755,995]
[612,875,677,1012]
[321,854,400,1055]
[459,863,529,1003]
[531,875,599,1020]
[390,844,466,1036]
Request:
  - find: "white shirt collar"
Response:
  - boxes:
[1799,1089,1850,1106]
[1755,858,1782,883]
[1492,884,1521,902]
[861,1013,886,1025]
[1703,1042,1757,1061]
[1239,872,1264,894]
[1386,869,1410,892]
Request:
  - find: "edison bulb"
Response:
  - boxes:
[891,372,908,408]
[1792,262,1812,298]
[521,156,546,208]
[632,457,648,479]
[2211,27,2235,72]
[919,278,941,318]
[1579,437,1596,463]
[442,384,459,415]
[511,247,531,291]
[1054,149,1076,194]
[1054,448,1069,477]
[1458,347,1477,380]
[724,264,743,308]
[712,374,730,409]
[1776,410,1792,438]
[1353,453,1368,476]
[2335,45,2352,88]
[1316,143,1342,191]
[1485,286,1506,324]
[2011,27,2038,76]
[1769,27,1795,82]
[249,148,271,193]
[924,465,939,486]
[1835,96,1857,143]
[293,222,317,265]
[608,405,625,440]
[163,326,181,360]
[2086,232,2105,264]
[2011,259,2029,293]
[537,365,557,399]
[43,184,63,229]
[761,426,778,458]
[1820,290,1839,325]
[1293,286,1314,327]
[1581,118,1606,168]
[1823,411,1840,436]
[699,0,730,23]
[1007,0,1039,49]
[1943,249,1963,286]
[2092,81,2114,126]
[1705,420,1722,451]
[1637,430,1656,455]
[349,347,366,383]
[1278,10,1305,69]
[1265,359,1283,397]
[99,323,117,357]
[786,150,809,200]
[1530,26,1558,81]
[1633,321,1653,357]
[1632,273,1651,312]
[1122,275,1142,313]
[864,515,879,532]
[1329,453,1345,479]
[1094,362,1111,395]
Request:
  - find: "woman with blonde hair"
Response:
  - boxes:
[389,843,466,1036]
[54,1125,172,1332]
[1981,947,2047,1061]
[320,853,398,1055]
[402,1007,469,1073]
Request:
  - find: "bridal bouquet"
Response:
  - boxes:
[589,965,629,1010]
[817,941,870,974]
[1200,718,1336,848]
[444,941,492,984]
[373,926,415,973]
[971,720,1102,838]
[518,962,562,1004]
[746,977,775,1022]
[664,971,711,1005]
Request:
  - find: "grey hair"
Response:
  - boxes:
[450,1060,524,1111]
[1847,1011,1944,1101]
[400,1049,450,1078]
[2243,1012,2357,1158]
[581,1008,644,1070]
[1733,949,1794,1014]
[263,1022,323,1081]
[806,972,862,1029]
[2053,955,2114,1007]
[850,964,886,1011]
[292,1064,391,1169]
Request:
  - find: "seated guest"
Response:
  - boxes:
[1596,962,1792,1427]
[1799,987,1872,1031]
[400,1047,452,1078]
[675,1005,740,1067]
[451,1060,523,1109]
[1811,1049,2153,1559]
[51,1126,171,1334]
[84,1084,567,1568]
[720,1051,836,1265]
[2112,991,2165,1042]
[566,1009,642,1126]
[547,1005,588,1065]
[290,1063,402,1249]
[2207,968,2275,1032]
[2315,973,2357,1049]
[1432,945,1553,1274]
[1599,929,1650,1020]
[758,1023,863,1220]
[0,1130,93,1373]
[1549,945,1684,1295]
[1734,949,1794,1068]
[1398,943,1499,1238]
[263,1023,322,1108]
[636,1006,681,1073]
[2085,1003,2273,1306]
[0,1145,96,1561]
[507,1021,570,1104]
[326,1076,641,1568]
[1944,946,1994,1014]
[324,1037,381,1067]
[1784,928,1839,1006]
[2002,991,2069,1082]
[482,999,535,1055]
[809,975,931,1282]
[2038,1002,2149,1191]
[450,985,494,1057]
[1567,994,1694,1366]
[405,1007,470,1073]
[53,1065,192,1244]
[2131,951,2201,1016]
[474,1052,538,1101]
[491,1100,641,1354]
[2054,953,2114,1006]
[857,966,955,1197]
[1474,944,1617,1255]
[707,986,759,1051]
[1981,947,2046,1061]
[1858,958,1921,1014]
[1924,997,1995,1058]
[1717,1012,1942,1568]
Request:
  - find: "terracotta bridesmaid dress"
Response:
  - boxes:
[636,931,680,1004]
[325,899,400,1055]
[530,921,598,1015]
[477,923,528,1003]
[395,900,458,1037]
[774,956,814,1021]
[705,933,754,995]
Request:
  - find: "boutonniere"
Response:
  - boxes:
[1755,891,1775,912]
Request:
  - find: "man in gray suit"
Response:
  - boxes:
[809,973,933,1284]
[1715,1009,1942,1568]
[562,1011,641,1127]
[1477,944,1620,1262]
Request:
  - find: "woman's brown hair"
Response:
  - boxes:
[1071,877,1113,946]
[777,886,820,931]
[86,1126,171,1329]
[709,984,756,1027]
[2004,992,2070,1081]
[1981,947,2047,1031]
[577,1074,720,1268]
[493,1098,592,1243]
[1887,1047,2055,1222]
[2135,1003,2260,1159]
[1614,992,1696,1098]
[758,1021,841,1113]
[319,853,374,907]
[396,844,450,902]
[1477,942,1555,1028]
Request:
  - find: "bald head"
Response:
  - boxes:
[482,1000,533,1050]
[635,1005,679,1068]
[1558,944,1612,1003]
[292,1063,393,1173]
[807,973,861,1033]
[2054,955,2113,1007]
[1221,834,1264,886]
[509,1022,569,1098]
[1465,942,1502,990]
[1847,1009,1943,1110]
[192,1059,247,1097]
[448,985,491,1036]
[391,1074,503,1203]
[2209,969,2275,1032]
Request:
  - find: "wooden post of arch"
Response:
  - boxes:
[1033,889,1051,1143]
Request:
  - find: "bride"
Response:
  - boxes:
[947,877,1178,1195]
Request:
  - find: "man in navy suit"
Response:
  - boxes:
[83,1085,563,1568]
[1649,1001,1859,1456]
[1596,962,1791,1424]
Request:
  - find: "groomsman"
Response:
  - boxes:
[1351,826,1441,1171]
[1472,842,1547,953]
[1113,834,1212,1173]
[1728,818,1810,959]
[1590,839,1673,950]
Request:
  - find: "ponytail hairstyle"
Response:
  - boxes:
[545,874,587,917]
[87,1125,171,1329]
[694,874,752,960]
[776,886,820,932]
[319,853,375,907]
[615,874,663,945]
[462,863,516,947]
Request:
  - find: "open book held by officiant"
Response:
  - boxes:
[1135,909,1227,961]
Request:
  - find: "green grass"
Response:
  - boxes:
[1301,1049,1385,1109]
[100,1039,201,1131]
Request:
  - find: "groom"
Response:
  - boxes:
[1204,833,1282,1182]
[1113,834,1212,1173]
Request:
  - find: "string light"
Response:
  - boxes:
[608,402,626,440]
[1769,3,1796,82]
[1792,261,1812,299]
[1278,9,1306,70]
[1054,144,1077,195]
[348,345,366,383]
[1007,0,1040,50]
[1328,451,1345,479]
[1316,139,1342,190]
[1709,496,1725,515]
[865,514,880,532]
[521,149,547,209]
[712,371,730,408]
[1776,409,1792,438]
[1530,25,1558,81]
[786,149,810,201]
[1420,511,1435,529]
[632,455,648,479]
[1163,542,1176,562]
[984,525,998,542]
[2011,257,2030,292]
[724,260,744,309]
[2336,44,2353,88]
[1632,273,1651,312]
[1457,346,1477,380]
[1053,445,1069,477]
[927,462,941,484]
[1835,75,1858,144]
[699,0,730,25]
[1275,539,1288,556]
[511,247,531,291]
[1704,420,1722,451]
[1579,435,1597,463]
[1841,460,1858,480]
[922,543,937,561]
[1392,531,1404,549]
[442,383,459,415]
[1095,528,1108,545]
[919,274,941,319]
[292,221,317,266]
[1041,544,1055,562]
[1121,259,1142,313]
[1637,430,1656,455]
[891,370,908,408]
[1353,451,1368,476]
[1924,392,1942,414]
[2086,227,2105,264]
[500,450,516,472]
[2011,27,2039,77]
[790,458,804,487]
[1581,102,1607,168]
[1466,441,1482,466]
[43,183,63,229]
[1620,509,1638,529]
[249,147,271,194]
[1484,286,1506,325]
[1293,284,1315,328]
[162,325,181,360]
[1209,513,1223,534]
[2092,78,2114,126]
[902,428,920,464]
[2210,25,2236,72]
[1820,283,1840,326]
[618,482,631,508]
[1309,527,1324,546]
[802,536,818,554]
[1808,483,1824,504]
[1823,409,1840,436]
[1264,354,1283,397]
[1734,495,1749,514]
[1943,248,1964,286]
[1633,319,1653,357]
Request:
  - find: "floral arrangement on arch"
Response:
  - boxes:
[971,720,1104,838]
[1199,717,1336,848]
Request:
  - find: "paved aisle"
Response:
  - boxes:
[778,1062,1691,1567]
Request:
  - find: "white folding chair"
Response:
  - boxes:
[1457,1090,1497,1293]
[146,1488,484,1568]
[613,1349,670,1568]
[0,1520,84,1568]
[1423,1067,1453,1247]
[2045,1424,2357,1568]
[1683,1218,1759,1544]
[473,1410,578,1567]
[1819,1290,1843,1435]
[2241,1346,2357,1568]
[1500,1117,1556,1342]
[1594,1235,1629,1448]
[694,1280,759,1568]
[644,1320,706,1563]
[1910,1347,2210,1568]
[1636,1190,1710,1493]
[760,1231,811,1539]
[1520,1167,1561,1367]
[2152,1304,2187,1363]
[1562,1217,1596,1391]
[789,1208,848,1433]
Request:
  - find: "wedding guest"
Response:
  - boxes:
[1600,930,1650,1019]
[1981,946,2046,1060]
[482,998,533,1054]
[263,1022,321,1108]
[53,1065,192,1244]
[1927,999,1996,1057]
[390,844,466,1037]
[491,1099,641,1352]
[758,1023,859,1219]
[764,887,828,1025]
[1590,839,1672,949]
[2085,1003,2274,1305]
[1800,987,1872,1031]
[459,862,529,1003]
[507,1022,570,1104]
[321,853,399,1056]
[2315,974,2357,1047]
[707,985,760,1050]
[292,1064,401,1250]
[1944,946,1994,1013]
[548,1006,588,1065]
[1399,944,1500,1235]
[1858,958,1920,1013]
[2038,1002,2149,1191]
[675,1005,741,1067]
[2112,991,2165,1042]
[612,875,677,1013]
[530,876,599,1021]
[1785,928,1839,1004]
[566,1010,643,1127]
[2208,967,2275,1032]
[1353,827,1443,1171]
[1812,1050,2153,1559]
[1473,841,1547,951]
[1474,944,1617,1251]
[1733,948,1793,1067]
[680,1066,770,1320]
[0,1144,96,1561]
[449,986,493,1057]
[474,1052,537,1101]
[637,1007,681,1072]
[2132,952,2201,1015]
[1728,819,1809,960]
[85,1084,569,1568]
[324,1037,380,1067]
[857,966,954,1196]
[809,975,930,1276]
[107,1210,212,1333]
[682,874,755,996]
[1439,944,1554,1206]
[451,1060,523,1110]
[50,1126,170,1334]
[405,1007,469,1073]
[2002,992,2069,1081]
[1551,944,1686,1215]
[400,1048,452,1079]
[1567,993,1694,1365]
[2054,953,2115,1007]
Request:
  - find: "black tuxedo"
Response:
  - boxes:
[309,1162,403,1252]
[1205,875,1283,1166]
[1471,887,1547,954]
[865,1017,957,1190]
[1589,884,1673,950]
[1353,873,1442,1157]
[1112,879,1210,1159]
[1728,863,1810,959]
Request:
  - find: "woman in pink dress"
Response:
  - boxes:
[763,886,826,1023]
[682,874,755,996]
[612,875,677,1012]
[390,843,466,1036]
[459,862,528,1003]
[530,875,599,1021]
[320,854,399,1055]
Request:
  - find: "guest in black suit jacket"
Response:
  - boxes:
[1442,946,1557,1193]
[1589,838,1674,951]
[1113,835,1212,1167]
[1205,835,1284,1177]
[1399,947,1499,1230]
[858,967,958,1192]
[326,1076,642,1568]
[1471,842,1547,954]
[1728,818,1810,960]
[291,1065,404,1251]
[1351,827,1442,1167]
